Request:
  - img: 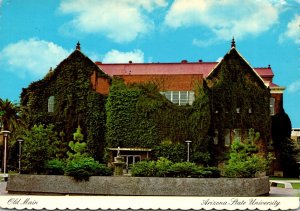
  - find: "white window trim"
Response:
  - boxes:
[48,96,55,113]
[270,97,275,116]
[161,91,195,105]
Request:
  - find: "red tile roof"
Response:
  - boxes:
[253,67,274,77]
[96,62,218,77]
[96,62,274,85]
[269,82,279,87]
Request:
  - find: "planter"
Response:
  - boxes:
[7,175,270,196]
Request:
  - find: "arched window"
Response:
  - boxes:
[48,96,55,113]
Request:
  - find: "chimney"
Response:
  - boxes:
[76,41,81,50]
[181,60,188,63]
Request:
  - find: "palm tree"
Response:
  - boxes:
[0,98,20,131]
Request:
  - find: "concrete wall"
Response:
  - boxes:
[7,175,270,196]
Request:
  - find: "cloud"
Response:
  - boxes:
[102,49,144,63]
[192,38,218,47]
[0,38,70,78]
[59,0,167,43]
[279,15,300,44]
[287,79,300,92]
[165,0,280,41]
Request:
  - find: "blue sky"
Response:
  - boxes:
[0,0,299,127]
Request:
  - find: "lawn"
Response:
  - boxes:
[269,177,300,180]
[269,177,300,189]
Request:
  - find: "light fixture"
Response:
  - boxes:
[1,130,11,181]
[185,140,192,162]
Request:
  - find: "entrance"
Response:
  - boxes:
[123,155,141,173]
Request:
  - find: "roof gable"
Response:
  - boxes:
[206,47,266,88]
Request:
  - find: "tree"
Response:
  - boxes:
[0,98,20,131]
[67,125,88,160]
[224,129,269,178]
[22,124,59,174]
[272,110,298,177]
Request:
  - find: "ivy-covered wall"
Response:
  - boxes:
[20,47,272,165]
[207,48,271,159]
[21,50,110,161]
[105,79,213,164]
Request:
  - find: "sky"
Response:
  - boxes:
[0,0,299,127]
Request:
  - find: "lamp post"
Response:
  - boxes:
[1,130,11,181]
[185,140,192,162]
[17,139,23,174]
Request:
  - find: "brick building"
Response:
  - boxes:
[92,40,284,115]
[21,40,286,173]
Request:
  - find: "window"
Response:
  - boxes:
[233,129,241,141]
[161,91,195,105]
[225,129,230,146]
[270,97,275,115]
[213,130,219,145]
[48,96,55,113]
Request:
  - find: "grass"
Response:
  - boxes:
[269,176,299,180]
[269,176,300,189]
[292,183,300,189]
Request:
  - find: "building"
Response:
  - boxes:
[21,40,286,172]
[93,40,284,115]
[291,128,300,146]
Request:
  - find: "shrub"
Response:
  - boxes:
[155,157,173,177]
[168,162,198,177]
[131,158,220,178]
[46,159,65,175]
[22,124,60,174]
[224,133,269,178]
[130,160,157,177]
[64,157,112,181]
[202,167,221,178]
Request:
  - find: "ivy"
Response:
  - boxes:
[20,50,109,161]
[207,49,271,159]
[105,79,212,164]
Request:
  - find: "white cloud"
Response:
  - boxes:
[0,38,70,78]
[102,49,144,63]
[59,0,167,43]
[192,38,218,47]
[165,0,280,41]
[287,79,300,92]
[279,15,300,44]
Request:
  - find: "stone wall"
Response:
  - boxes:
[7,175,270,196]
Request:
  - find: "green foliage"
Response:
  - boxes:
[20,50,108,161]
[67,126,89,160]
[224,131,269,178]
[130,160,158,177]
[64,126,112,181]
[131,158,220,178]
[106,79,212,165]
[22,124,60,174]
[168,162,199,177]
[153,140,186,162]
[207,50,271,154]
[272,110,298,177]
[46,159,65,175]
[0,98,22,131]
[64,157,112,181]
